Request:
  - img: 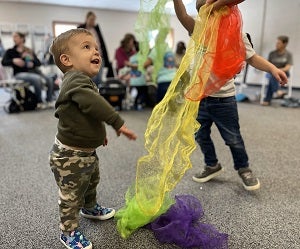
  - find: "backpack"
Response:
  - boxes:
[4,84,38,113]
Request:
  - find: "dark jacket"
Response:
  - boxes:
[78,23,114,78]
[2,45,41,75]
[55,70,124,148]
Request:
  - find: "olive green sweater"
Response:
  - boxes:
[55,70,124,148]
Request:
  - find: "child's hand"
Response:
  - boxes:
[271,68,288,86]
[117,125,137,140]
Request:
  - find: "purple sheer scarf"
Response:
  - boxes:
[148,195,228,248]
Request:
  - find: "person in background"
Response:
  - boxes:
[0,38,5,57]
[49,28,137,249]
[128,41,148,110]
[144,43,177,103]
[78,11,114,85]
[115,33,136,73]
[1,32,54,107]
[262,35,293,106]
[175,41,186,67]
[173,0,287,191]
[0,38,5,80]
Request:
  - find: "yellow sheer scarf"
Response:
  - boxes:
[116,2,245,239]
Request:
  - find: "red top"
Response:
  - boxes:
[115,47,135,72]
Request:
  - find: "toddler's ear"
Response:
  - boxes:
[60,54,72,67]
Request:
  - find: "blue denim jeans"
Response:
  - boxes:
[157,82,171,103]
[195,96,249,170]
[92,65,103,87]
[40,74,54,102]
[264,75,279,102]
[15,72,54,103]
[15,72,43,103]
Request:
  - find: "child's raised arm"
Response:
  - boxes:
[247,54,288,86]
[173,0,195,35]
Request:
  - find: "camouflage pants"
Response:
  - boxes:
[49,142,100,232]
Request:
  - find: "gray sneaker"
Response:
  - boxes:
[192,163,223,183]
[238,167,260,191]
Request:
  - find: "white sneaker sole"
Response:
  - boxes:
[243,179,260,191]
[192,168,223,183]
[60,238,93,249]
[79,209,115,220]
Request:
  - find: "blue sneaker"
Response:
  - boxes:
[60,230,92,249]
[80,204,115,220]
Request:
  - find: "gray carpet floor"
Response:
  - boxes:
[0,88,299,249]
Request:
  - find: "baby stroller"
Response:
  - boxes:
[99,78,126,111]
[3,81,38,113]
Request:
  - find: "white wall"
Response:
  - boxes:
[0,0,299,87]
[0,2,189,64]
[0,2,137,61]
[239,0,299,87]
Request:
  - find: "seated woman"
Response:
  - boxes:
[1,32,54,107]
[115,33,136,73]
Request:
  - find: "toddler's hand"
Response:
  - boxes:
[271,68,288,86]
[117,125,137,140]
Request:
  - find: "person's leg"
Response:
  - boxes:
[15,72,43,103]
[80,152,115,220]
[263,76,278,104]
[193,98,223,183]
[211,96,259,190]
[140,85,149,107]
[49,145,97,232]
[92,65,103,87]
[134,85,148,109]
[83,152,100,209]
[156,82,171,103]
[42,74,54,102]
[211,96,249,170]
[133,86,140,110]
[195,99,218,166]
[49,144,95,248]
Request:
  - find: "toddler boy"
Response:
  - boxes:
[49,28,137,249]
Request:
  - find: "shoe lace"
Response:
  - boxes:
[96,204,113,215]
[66,230,89,246]
[202,165,218,175]
[202,168,209,175]
[242,171,253,179]
[73,231,89,247]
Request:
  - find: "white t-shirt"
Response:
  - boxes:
[210,33,255,97]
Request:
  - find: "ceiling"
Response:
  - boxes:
[3,0,198,14]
